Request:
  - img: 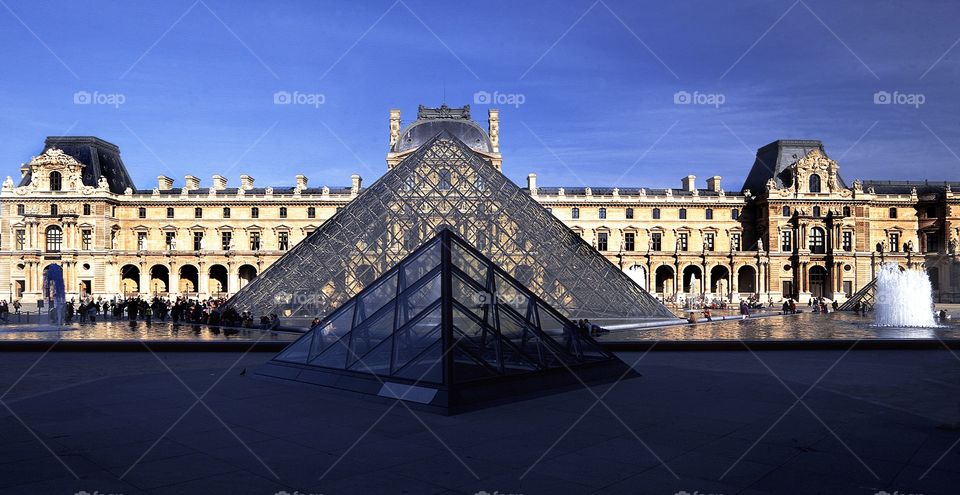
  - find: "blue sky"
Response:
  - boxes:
[1,0,958,191]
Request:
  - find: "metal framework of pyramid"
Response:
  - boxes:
[257,229,637,414]
[225,132,674,322]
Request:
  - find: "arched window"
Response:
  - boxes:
[810,227,826,254]
[652,208,661,220]
[813,206,821,217]
[45,226,63,252]
[731,208,740,220]
[49,171,62,191]
[679,208,687,220]
[782,205,791,217]
[598,207,606,219]
[705,208,713,220]
[809,174,822,193]
[438,169,452,190]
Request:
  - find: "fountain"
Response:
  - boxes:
[873,263,937,328]
[42,264,66,329]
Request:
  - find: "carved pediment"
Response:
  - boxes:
[790,149,845,194]
[26,148,86,191]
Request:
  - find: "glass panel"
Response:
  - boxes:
[357,272,397,323]
[310,303,354,361]
[393,308,442,372]
[451,345,499,383]
[494,273,530,322]
[348,335,392,375]
[275,334,311,364]
[403,240,441,288]
[349,303,395,364]
[451,240,487,283]
[309,338,350,369]
[400,272,440,325]
[393,341,443,384]
[453,274,486,320]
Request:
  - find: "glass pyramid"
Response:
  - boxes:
[257,229,638,414]
[226,132,674,322]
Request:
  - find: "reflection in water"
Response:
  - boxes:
[603,312,960,342]
[0,321,300,342]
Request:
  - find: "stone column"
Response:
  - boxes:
[198,263,209,299]
[139,264,149,296]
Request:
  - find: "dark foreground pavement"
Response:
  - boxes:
[0,348,958,494]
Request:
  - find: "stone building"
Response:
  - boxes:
[1,107,958,305]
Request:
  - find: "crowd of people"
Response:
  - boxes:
[0,295,280,329]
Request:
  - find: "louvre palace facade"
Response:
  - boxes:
[1,105,959,306]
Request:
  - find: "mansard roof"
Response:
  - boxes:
[742,140,847,193]
[861,180,960,197]
[530,187,742,198]
[18,136,137,194]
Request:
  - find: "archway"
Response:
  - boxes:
[710,265,730,295]
[682,266,702,293]
[654,265,674,294]
[737,266,757,294]
[809,265,828,298]
[209,264,229,296]
[238,264,258,288]
[179,265,199,294]
[625,264,647,290]
[121,264,140,295]
[149,265,169,294]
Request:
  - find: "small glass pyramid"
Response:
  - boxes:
[258,229,638,414]
[226,132,674,323]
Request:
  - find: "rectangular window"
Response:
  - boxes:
[250,232,261,250]
[843,231,853,252]
[194,207,203,219]
[16,204,24,215]
[598,208,606,219]
[781,230,792,252]
[167,207,174,219]
[624,232,635,251]
[193,232,203,251]
[626,207,634,219]
[926,233,940,253]
[82,230,92,250]
[731,233,741,252]
[571,207,579,219]
[15,229,25,250]
[279,207,287,218]
[651,232,662,251]
[889,233,900,252]
[223,207,231,219]
[704,233,715,251]
[251,207,259,219]
[926,206,937,218]
[307,207,316,219]
[221,231,232,251]
[137,232,147,251]
[678,233,688,251]
[138,207,146,219]
[83,204,91,215]
[165,232,176,250]
[278,232,289,251]
[889,207,898,219]
[597,232,608,251]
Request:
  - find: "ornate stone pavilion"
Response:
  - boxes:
[1,106,958,306]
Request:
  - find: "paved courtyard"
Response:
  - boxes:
[0,347,958,494]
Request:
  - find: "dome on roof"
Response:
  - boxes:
[392,119,493,154]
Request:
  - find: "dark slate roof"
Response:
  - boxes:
[392,105,492,154]
[132,186,355,196]
[861,180,960,196]
[530,187,740,198]
[18,136,137,194]
[741,140,847,193]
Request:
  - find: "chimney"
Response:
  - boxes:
[706,176,722,193]
[211,175,227,190]
[389,109,401,147]
[681,175,696,192]
[296,174,308,190]
[527,173,537,195]
[157,175,173,190]
[184,175,200,191]
[351,174,362,196]
[240,174,255,190]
